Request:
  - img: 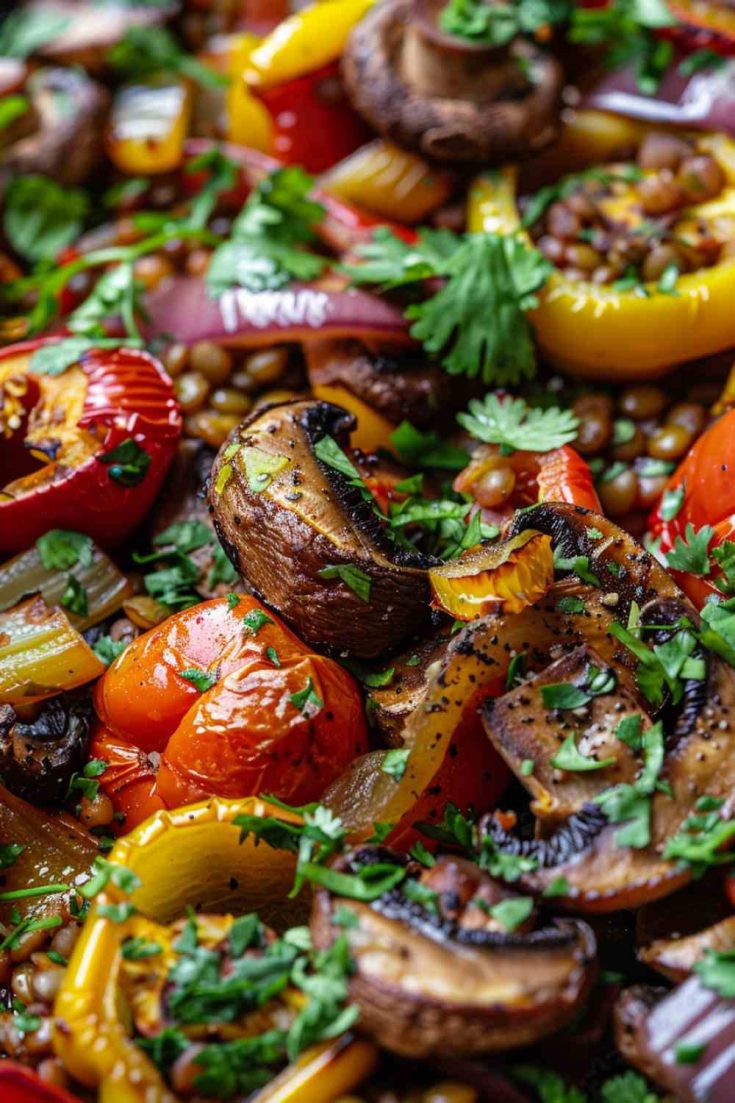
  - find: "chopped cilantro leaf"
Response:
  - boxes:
[289,677,323,718]
[457,393,579,455]
[99,438,151,486]
[243,608,273,634]
[317,564,372,603]
[666,523,713,575]
[36,529,93,571]
[551,733,615,772]
[381,747,411,782]
[180,667,217,692]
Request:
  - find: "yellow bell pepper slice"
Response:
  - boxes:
[246,0,375,89]
[468,131,735,381]
[226,32,275,152]
[107,78,192,176]
[53,796,377,1103]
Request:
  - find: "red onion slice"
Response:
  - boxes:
[582,61,735,136]
[144,275,412,347]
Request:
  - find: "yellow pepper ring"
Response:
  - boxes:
[53,797,378,1103]
[467,132,735,382]
[246,0,376,89]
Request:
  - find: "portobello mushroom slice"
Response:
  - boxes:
[342,0,563,165]
[0,693,91,804]
[475,503,735,912]
[0,67,108,187]
[615,979,735,1103]
[305,338,468,434]
[311,847,597,1058]
[208,398,431,658]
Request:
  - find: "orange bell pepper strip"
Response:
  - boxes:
[467,133,735,381]
[53,796,378,1103]
[91,595,368,828]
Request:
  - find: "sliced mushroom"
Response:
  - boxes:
[640,915,735,984]
[474,503,735,912]
[0,67,108,187]
[615,979,735,1103]
[367,623,454,746]
[310,847,597,1058]
[0,693,91,804]
[342,0,563,165]
[208,398,431,657]
[21,0,178,71]
[306,338,467,432]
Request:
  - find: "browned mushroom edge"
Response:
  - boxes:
[342,0,563,166]
[310,845,597,1058]
[26,0,178,72]
[470,502,735,913]
[208,397,433,658]
[0,692,91,805]
[305,338,473,430]
[0,66,109,187]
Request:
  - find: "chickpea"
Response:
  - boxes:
[175,371,210,412]
[163,342,189,378]
[185,247,212,278]
[563,243,603,271]
[188,341,233,385]
[598,468,638,517]
[565,191,598,222]
[647,424,693,461]
[637,471,670,510]
[676,154,726,203]
[572,393,614,455]
[210,387,253,416]
[423,1085,478,1103]
[537,235,565,264]
[666,401,706,436]
[637,132,692,172]
[638,171,684,216]
[24,1014,53,1056]
[49,923,80,961]
[132,253,175,291]
[32,963,64,1003]
[547,202,581,241]
[11,962,34,1003]
[171,1043,206,1095]
[245,347,289,387]
[185,410,241,448]
[611,424,646,462]
[641,243,684,283]
[0,950,12,986]
[619,385,667,421]
[78,791,114,829]
[471,465,516,509]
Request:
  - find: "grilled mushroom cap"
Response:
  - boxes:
[0,67,108,187]
[476,503,735,912]
[0,694,91,804]
[342,0,563,165]
[311,847,597,1058]
[208,398,431,658]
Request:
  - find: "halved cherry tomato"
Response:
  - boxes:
[455,443,601,526]
[0,340,180,554]
[0,1064,82,1103]
[92,595,368,828]
[649,408,735,607]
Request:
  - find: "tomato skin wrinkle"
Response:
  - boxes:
[92,595,367,827]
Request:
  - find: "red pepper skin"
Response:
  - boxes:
[0,340,181,554]
[0,1064,83,1103]
[254,61,372,173]
[649,409,735,607]
[535,446,602,514]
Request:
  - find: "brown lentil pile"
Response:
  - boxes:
[525,131,729,286]
[0,914,83,1091]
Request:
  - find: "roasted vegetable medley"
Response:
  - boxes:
[3,0,735,1101]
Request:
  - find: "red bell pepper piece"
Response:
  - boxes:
[649,408,735,607]
[0,340,181,554]
[253,61,372,173]
[0,1064,82,1103]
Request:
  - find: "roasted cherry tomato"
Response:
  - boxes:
[455,443,601,525]
[0,341,180,554]
[649,407,735,607]
[0,1064,82,1103]
[92,595,368,828]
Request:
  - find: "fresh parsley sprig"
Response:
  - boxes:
[457,393,579,455]
[569,0,676,95]
[345,227,552,386]
[107,25,228,92]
